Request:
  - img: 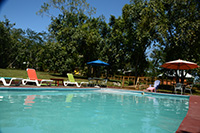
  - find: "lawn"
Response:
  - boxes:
[0,68,87,83]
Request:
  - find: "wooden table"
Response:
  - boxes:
[50,78,64,86]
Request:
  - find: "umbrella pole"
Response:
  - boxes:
[181,70,186,84]
[175,70,179,83]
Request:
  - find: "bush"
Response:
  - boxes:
[193,84,200,90]
[128,81,134,85]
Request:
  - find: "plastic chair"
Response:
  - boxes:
[64,73,88,87]
[174,83,183,95]
[22,68,53,86]
[100,79,108,87]
[184,84,193,95]
[0,77,23,86]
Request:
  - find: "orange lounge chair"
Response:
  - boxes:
[22,68,53,86]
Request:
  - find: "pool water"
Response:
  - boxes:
[0,90,189,133]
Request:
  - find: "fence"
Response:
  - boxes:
[107,75,123,81]
[107,75,193,89]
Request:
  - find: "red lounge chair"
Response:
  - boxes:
[22,68,53,86]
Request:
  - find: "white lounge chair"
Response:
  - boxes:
[0,77,23,86]
[22,68,53,86]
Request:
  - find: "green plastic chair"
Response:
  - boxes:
[68,73,76,82]
[64,73,88,87]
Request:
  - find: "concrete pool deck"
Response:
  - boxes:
[0,86,200,132]
[176,95,200,133]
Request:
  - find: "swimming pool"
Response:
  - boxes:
[0,88,189,133]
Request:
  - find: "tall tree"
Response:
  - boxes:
[37,0,96,18]
[146,0,200,76]
[0,18,21,68]
[121,0,153,77]
[148,0,200,61]
[37,0,111,75]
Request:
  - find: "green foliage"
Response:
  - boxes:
[1,0,200,78]
[0,18,49,71]
[121,1,152,76]
[36,0,96,17]
[0,18,17,68]
[143,0,200,76]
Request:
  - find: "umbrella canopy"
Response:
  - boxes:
[161,59,199,70]
[87,60,109,66]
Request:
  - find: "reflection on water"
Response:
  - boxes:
[0,91,189,133]
[65,94,74,108]
[66,94,73,102]
[24,95,36,109]
[0,95,3,101]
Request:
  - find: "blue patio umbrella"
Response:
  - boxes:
[87,60,109,66]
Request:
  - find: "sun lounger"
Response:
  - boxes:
[146,80,160,92]
[64,73,88,87]
[22,68,53,86]
[0,77,23,86]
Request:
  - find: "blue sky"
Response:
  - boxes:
[0,0,130,33]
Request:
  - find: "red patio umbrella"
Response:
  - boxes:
[161,59,199,70]
[161,59,199,84]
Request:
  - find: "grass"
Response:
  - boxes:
[0,68,87,83]
[0,68,122,85]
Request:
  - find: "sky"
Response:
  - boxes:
[0,0,130,33]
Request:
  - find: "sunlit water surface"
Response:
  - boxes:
[0,90,189,133]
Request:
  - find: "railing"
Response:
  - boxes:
[121,76,137,87]
[111,75,192,88]
[103,75,194,88]
[108,75,123,81]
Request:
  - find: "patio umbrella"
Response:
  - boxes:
[87,60,109,66]
[160,59,199,70]
[87,60,109,78]
[160,59,199,83]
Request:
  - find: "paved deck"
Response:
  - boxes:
[176,95,200,133]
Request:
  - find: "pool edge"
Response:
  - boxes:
[0,86,100,91]
[176,95,200,133]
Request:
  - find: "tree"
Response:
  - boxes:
[0,18,21,68]
[107,15,126,75]
[121,0,153,77]
[147,0,200,61]
[146,0,200,77]
[37,0,96,18]
[0,17,49,70]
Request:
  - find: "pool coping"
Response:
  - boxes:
[103,88,190,98]
[176,95,200,133]
[0,86,100,91]
[0,86,199,132]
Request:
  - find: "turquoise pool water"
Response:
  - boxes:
[0,89,189,133]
